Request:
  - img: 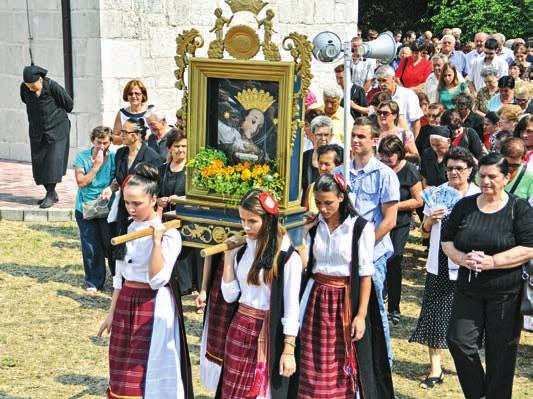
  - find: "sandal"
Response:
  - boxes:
[420,371,444,389]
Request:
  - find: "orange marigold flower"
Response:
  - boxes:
[235,163,244,172]
[244,161,251,170]
[241,169,252,181]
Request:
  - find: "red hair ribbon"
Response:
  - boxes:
[121,174,134,191]
[333,173,347,192]
[258,192,279,215]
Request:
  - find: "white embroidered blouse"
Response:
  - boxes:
[307,214,375,277]
[113,218,182,290]
[221,234,302,337]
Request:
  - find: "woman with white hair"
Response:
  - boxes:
[474,65,500,115]
[301,115,335,198]
[321,85,354,143]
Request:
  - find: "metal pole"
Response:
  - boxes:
[25,0,34,64]
[342,40,352,179]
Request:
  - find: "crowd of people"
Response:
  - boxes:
[19,26,533,399]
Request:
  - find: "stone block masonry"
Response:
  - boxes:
[0,0,358,163]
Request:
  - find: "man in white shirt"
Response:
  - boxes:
[425,54,449,103]
[492,33,515,64]
[375,65,424,137]
[351,36,376,92]
[465,32,488,67]
[468,38,509,92]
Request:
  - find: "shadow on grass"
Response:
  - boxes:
[0,391,31,399]
[57,289,111,309]
[55,374,107,399]
[0,263,84,288]
[28,223,79,240]
[52,241,81,250]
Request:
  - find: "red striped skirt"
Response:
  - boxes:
[206,256,237,365]
[297,276,357,399]
[107,284,156,399]
[221,305,265,399]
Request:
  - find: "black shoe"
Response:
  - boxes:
[39,191,58,206]
[39,192,57,208]
[420,371,444,389]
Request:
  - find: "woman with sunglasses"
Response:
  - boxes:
[410,146,479,390]
[112,79,154,145]
[112,118,162,263]
[376,100,420,163]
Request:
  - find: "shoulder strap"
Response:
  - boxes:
[399,57,409,85]
[236,244,247,264]
[509,166,526,194]
[351,216,368,259]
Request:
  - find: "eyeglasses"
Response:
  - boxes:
[377,110,393,117]
[446,166,468,172]
[120,129,140,135]
[128,92,143,97]
[428,113,442,119]
[515,98,529,104]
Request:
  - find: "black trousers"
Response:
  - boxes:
[386,224,411,314]
[447,287,522,399]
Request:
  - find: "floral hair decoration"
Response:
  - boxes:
[333,173,347,192]
[259,191,279,215]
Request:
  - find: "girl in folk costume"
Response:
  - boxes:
[292,173,394,399]
[98,163,193,399]
[202,189,302,399]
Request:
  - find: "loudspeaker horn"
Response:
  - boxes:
[360,31,397,63]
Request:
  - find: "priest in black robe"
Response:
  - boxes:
[20,65,74,208]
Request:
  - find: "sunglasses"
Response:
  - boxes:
[128,92,143,97]
[377,110,393,117]
[120,129,140,135]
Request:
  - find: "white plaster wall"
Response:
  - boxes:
[0,0,103,163]
[99,0,358,130]
[0,0,357,163]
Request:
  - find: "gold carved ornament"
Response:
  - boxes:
[181,223,242,244]
[235,88,275,112]
[224,25,260,60]
[282,32,313,149]
[174,29,204,134]
[225,0,268,15]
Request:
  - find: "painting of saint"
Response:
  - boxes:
[207,78,278,165]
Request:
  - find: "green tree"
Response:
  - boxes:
[427,0,530,40]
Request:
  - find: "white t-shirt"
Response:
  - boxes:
[391,85,424,125]
[468,57,509,91]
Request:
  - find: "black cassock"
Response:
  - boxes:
[20,78,73,185]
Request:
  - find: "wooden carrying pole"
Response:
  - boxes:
[111,219,181,246]
[200,235,246,257]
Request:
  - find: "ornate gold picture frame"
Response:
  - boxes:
[186,58,296,209]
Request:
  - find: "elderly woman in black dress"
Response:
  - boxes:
[442,153,533,399]
[410,147,480,390]
[20,65,73,208]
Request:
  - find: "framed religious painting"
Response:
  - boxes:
[186,58,298,209]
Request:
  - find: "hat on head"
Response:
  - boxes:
[23,65,48,83]
[429,126,451,139]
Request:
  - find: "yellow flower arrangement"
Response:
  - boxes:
[187,148,284,201]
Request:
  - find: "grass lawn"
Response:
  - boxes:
[0,221,531,398]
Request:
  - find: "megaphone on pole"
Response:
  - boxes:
[359,31,397,63]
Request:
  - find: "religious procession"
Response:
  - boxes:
[2,0,533,398]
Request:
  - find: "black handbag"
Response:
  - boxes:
[521,260,533,316]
